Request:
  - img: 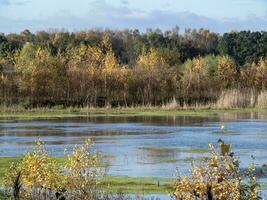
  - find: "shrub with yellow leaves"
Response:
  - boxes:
[63,139,102,200]
[3,139,103,200]
[4,139,62,200]
[173,141,262,200]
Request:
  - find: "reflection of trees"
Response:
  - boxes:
[218,112,267,121]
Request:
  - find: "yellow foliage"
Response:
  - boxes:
[4,139,102,200]
[181,57,210,97]
[173,143,260,200]
[103,49,119,75]
[252,58,267,90]
[101,34,113,52]
[4,139,62,199]
[217,56,237,87]
[137,49,166,71]
[68,44,105,71]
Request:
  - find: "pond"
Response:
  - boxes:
[1,112,267,199]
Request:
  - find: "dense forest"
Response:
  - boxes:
[0,27,266,108]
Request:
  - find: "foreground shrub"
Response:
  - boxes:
[4,140,62,199]
[63,139,102,199]
[3,139,103,200]
[173,141,261,200]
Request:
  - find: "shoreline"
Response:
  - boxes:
[0,107,267,119]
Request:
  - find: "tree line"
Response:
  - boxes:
[0,27,266,107]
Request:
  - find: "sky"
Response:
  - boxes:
[0,0,267,34]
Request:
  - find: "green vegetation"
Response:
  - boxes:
[177,148,210,153]
[157,157,209,164]
[261,182,267,190]
[0,157,22,183]
[99,176,172,194]
[0,107,266,120]
[157,158,181,163]
[140,147,210,154]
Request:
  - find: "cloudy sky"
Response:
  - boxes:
[0,0,267,34]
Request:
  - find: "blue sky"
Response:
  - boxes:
[0,0,267,33]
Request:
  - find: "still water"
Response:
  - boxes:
[1,112,267,199]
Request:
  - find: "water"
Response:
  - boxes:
[1,112,267,199]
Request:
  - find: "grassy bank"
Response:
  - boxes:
[0,106,266,120]
[0,157,19,182]
[99,176,172,194]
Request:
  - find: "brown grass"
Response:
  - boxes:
[256,91,267,108]
[216,89,256,108]
[161,97,180,109]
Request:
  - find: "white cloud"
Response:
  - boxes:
[0,1,266,34]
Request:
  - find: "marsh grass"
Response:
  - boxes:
[161,97,180,110]
[1,106,266,120]
[151,157,209,164]
[139,147,210,154]
[216,89,255,108]
[257,91,267,108]
[99,176,173,194]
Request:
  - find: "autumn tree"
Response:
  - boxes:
[217,55,238,89]
[251,58,267,91]
[66,44,104,106]
[0,57,17,105]
[135,49,178,105]
[101,36,120,106]
[15,43,65,106]
[182,57,208,104]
